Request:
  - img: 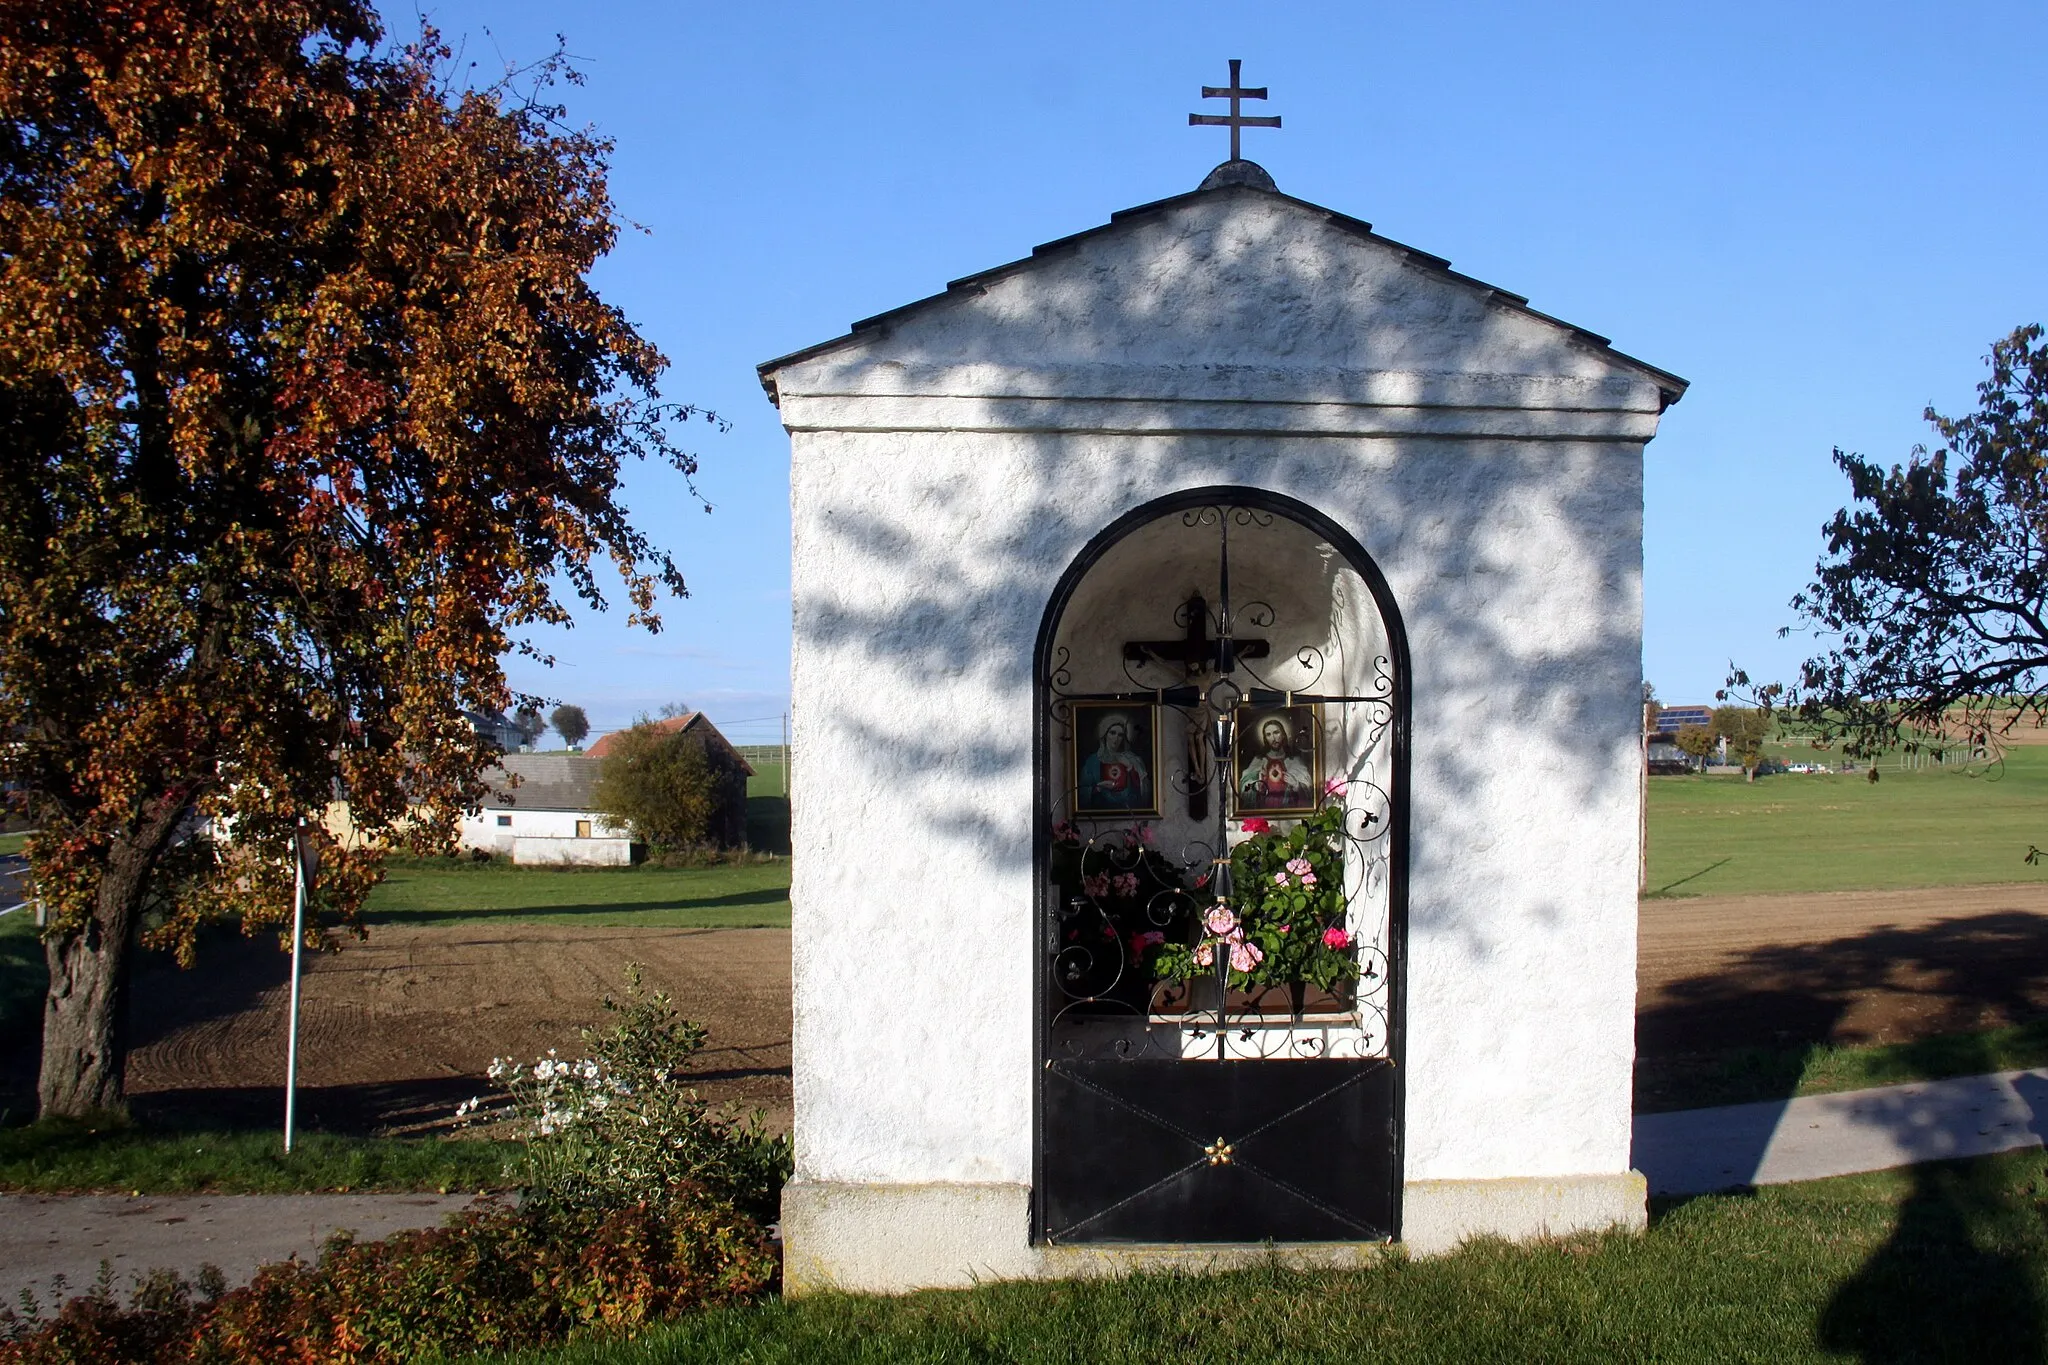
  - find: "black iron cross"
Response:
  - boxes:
[1123,594,1269,676]
[1189,59,1281,162]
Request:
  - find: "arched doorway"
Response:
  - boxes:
[1032,487,1410,1244]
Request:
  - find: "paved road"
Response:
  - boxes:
[1634,1067,2048,1195]
[0,1192,479,1312]
[0,854,27,914]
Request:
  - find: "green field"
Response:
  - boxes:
[364,858,790,929]
[1645,743,2048,898]
[0,831,27,857]
[503,1151,2048,1364]
[746,761,787,799]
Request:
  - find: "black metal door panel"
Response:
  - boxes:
[1040,1057,1396,1243]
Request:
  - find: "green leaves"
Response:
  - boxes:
[1781,324,2048,758]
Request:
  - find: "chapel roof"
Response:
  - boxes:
[757,160,1688,408]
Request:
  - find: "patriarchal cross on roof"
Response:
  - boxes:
[1188,59,1280,162]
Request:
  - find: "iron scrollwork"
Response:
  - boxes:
[1043,502,1396,1063]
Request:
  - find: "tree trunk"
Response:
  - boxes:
[37,818,175,1119]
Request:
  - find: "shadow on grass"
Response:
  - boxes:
[363,886,792,925]
[1816,1061,2048,1362]
[746,795,790,857]
[129,1076,496,1136]
[1644,856,1732,898]
[1638,913,2048,1359]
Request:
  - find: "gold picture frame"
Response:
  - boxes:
[1231,704,1322,817]
[1068,702,1161,818]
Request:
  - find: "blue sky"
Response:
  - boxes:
[413,1,2048,745]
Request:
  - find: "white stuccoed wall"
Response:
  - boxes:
[762,173,1683,1290]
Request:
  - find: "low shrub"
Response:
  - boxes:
[0,1187,776,1363]
[3,974,788,1362]
[471,965,791,1225]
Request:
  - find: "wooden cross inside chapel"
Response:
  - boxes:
[1122,594,1269,676]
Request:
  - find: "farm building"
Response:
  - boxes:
[458,753,630,866]
[584,712,755,848]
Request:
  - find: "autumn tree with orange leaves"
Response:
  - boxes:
[0,2,713,1117]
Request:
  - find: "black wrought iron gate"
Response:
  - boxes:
[1033,489,1408,1246]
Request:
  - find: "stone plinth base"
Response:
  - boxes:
[1399,1172,1648,1257]
[779,1173,1648,1296]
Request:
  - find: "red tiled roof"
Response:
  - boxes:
[584,713,755,775]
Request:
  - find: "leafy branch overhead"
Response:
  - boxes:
[1738,325,2048,759]
[0,3,715,1116]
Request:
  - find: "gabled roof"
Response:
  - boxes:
[758,166,1687,409]
[479,753,601,812]
[584,713,756,775]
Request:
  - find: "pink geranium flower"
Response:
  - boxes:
[1273,870,1290,888]
[1111,872,1140,898]
[1193,942,1215,968]
[1083,874,1110,900]
[1324,778,1348,797]
[1229,941,1264,973]
[1204,904,1238,937]
[1322,926,1351,950]
[1240,818,1271,835]
[1132,823,1155,846]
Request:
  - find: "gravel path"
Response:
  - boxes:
[0,1192,478,1313]
[1634,1067,2048,1195]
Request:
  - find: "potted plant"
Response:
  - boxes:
[1152,802,1360,1021]
[1047,820,1196,1013]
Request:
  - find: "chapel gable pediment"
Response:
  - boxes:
[759,171,1686,423]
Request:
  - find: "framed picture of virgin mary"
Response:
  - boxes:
[1068,702,1160,818]
[1232,704,1322,817]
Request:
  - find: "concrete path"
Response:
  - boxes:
[0,1192,478,1312]
[1633,1068,2048,1196]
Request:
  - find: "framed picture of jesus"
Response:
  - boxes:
[1068,702,1160,818]
[1232,704,1322,817]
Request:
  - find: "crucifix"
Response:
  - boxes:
[1188,59,1281,163]
[1122,594,1268,676]
[1124,595,1269,819]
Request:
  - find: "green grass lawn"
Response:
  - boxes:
[1645,742,2048,898]
[496,1150,2048,1364]
[0,831,27,857]
[1,909,43,1052]
[0,1118,518,1194]
[363,857,790,929]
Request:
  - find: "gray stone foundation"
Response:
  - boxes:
[780,1173,1649,1296]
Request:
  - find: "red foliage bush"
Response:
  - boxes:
[0,1188,776,1364]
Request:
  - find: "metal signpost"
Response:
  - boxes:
[284,822,313,1153]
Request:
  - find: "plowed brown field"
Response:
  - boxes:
[1639,882,2048,1054]
[65,925,792,1136]
[11,885,2048,1134]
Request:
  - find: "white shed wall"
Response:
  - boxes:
[458,808,625,852]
